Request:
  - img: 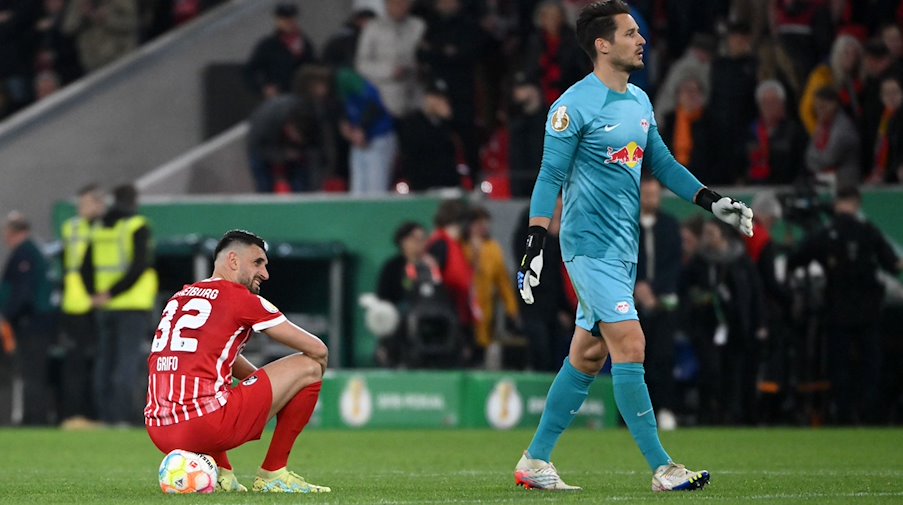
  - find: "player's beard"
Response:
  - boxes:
[240,272,262,294]
[614,54,644,73]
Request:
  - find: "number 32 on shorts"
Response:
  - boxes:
[150,298,212,353]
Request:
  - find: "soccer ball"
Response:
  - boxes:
[158,449,217,494]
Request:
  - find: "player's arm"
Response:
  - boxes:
[519,128,579,304]
[646,124,754,237]
[263,321,329,374]
[233,354,258,381]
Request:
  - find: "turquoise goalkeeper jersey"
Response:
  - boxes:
[529,73,704,262]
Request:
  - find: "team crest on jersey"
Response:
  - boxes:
[604,141,644,169]
[550,105,570,132]
[258,296,279,314]
[615,301,631,314]
[242,375,258,386]
[640,118,649,133]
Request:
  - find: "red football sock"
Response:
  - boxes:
[210,451,231,470]
[261,381,322,472]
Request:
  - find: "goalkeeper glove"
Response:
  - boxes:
[517,226,546,304]
[696,188,754,237]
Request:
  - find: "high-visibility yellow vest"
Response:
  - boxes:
[61,217,93,315]
[91,215,158,311]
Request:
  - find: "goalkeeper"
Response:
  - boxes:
[514,0,752,493]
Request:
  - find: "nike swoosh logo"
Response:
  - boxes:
[602,123,621,132]
[569,409,579,415]
[637,408,653,417]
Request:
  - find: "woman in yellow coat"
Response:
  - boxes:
[465,206,521,351]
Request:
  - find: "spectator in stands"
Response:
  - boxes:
[654,33,715,125]
[799,35,863,135]
[244,2,317,99]
[805,86,861,188]
[0,212,52,425]
[771,0,833,86]
[32,0,83,86]
[755,36,802,113]
[682,219,764,425]
[427,200,475,362]
[708,21,758,185]
[417,0,483,180]
[397,79,459,191]
[62,0,139,72]
[881,22,903,60]
[375,221,450,367]
[465,206,520,365]
[507,72,545,198]
[336,68,397,195]
[511,198,574,372]
[355,0,425,118]
[636,177,683,431]
[33,70,60,100]
[246,87,311,193]
[522,0,587,107]
[865,74,903,184]
[860,40,898,172]
[660,75,714,180]
[322,9,376,69]
[84,184,157,426]
[790,186,903,424]
[1,1,39,115]
[747,80,807,184]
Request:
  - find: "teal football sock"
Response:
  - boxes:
[527,358,595,462]
[611,363,671,470]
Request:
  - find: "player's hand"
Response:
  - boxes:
[517,226,547,304]
[696,188,754,237]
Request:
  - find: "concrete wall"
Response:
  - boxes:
[0,0,351,244]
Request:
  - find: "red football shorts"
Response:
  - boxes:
[147,369,273,454]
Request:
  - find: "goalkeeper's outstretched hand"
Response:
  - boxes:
[696,188,754,237]
[517,226,547,304]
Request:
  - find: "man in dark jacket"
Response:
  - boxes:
[0,212,52,425]
[398,80,460,191]
[791,187,902,424]
[244,3,316,98]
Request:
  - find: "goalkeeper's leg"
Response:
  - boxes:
[515,327,608,490]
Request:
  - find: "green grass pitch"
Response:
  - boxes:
[1,427,901,504]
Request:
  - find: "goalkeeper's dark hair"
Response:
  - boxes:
[576,0,631,61]
[214,229,267,259]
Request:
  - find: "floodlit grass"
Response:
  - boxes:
[1,427,901,504]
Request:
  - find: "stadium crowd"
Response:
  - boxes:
[1,0,903,430]
[241,0,903,193]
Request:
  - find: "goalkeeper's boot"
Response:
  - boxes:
[215,468,247,492]
[252,467,331,493]
[651,462,710,492]
[514,451,581,491]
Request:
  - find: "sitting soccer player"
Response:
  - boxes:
[145,230,330,493]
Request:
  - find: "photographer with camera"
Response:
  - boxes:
[790,187,903,424]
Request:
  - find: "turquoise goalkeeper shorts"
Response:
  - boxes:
[565,256,639,330]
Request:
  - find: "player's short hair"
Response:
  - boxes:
[576,0,631,61]
[214,229,267,260]
[393,221,424,247]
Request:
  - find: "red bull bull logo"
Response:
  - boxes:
[604,141,644,169]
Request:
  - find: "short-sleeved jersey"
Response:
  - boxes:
[545,74,657,262]
[144,278,286,426]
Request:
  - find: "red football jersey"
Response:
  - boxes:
[144,278,285,426]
